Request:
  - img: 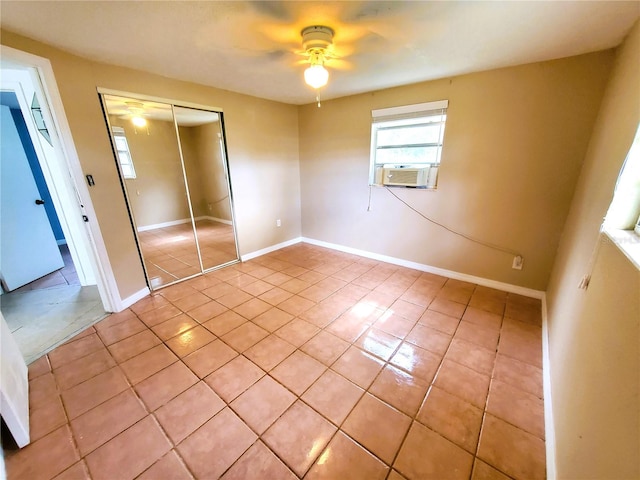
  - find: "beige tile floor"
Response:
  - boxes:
[138,219,237,288]
[3,243,546,479]
[1,245,107,364]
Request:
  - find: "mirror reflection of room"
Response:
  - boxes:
[174,106,238,271]
[102,94,238,289]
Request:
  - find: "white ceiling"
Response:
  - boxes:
[1,1,639,105]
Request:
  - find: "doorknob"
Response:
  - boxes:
[35,199,45,205]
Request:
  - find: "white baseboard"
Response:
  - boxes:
[114,286,150,312]
[241,237,302,262]
[541,295,557,479]
[195,215,232,226]
[302,237,545,299]
[138,216,233,232]
[137,218,191,232]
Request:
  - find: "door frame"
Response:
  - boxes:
[0,312,30,447]
[0,45,121,312]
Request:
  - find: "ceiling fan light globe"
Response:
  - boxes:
[304,65,329,89]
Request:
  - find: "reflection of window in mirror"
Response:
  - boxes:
[30,93,53,146]
[604,123,640,267]
[112,126,137,179]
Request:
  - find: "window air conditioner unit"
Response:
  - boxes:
[382,166,437,187]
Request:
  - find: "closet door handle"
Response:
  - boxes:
[35,199,45,205]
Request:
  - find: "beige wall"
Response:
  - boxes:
[184,122,233,222]
[545,20,640,478]
[110,116,192,228]
[1,30,301,301]
[298,52,613,291]
[177,126,207,218]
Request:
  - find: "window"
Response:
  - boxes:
[605,123,640,233]
[370,100,448,189]
[604,123,640,269]
[112,126,136,179]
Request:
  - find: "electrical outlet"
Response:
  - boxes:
[512,255,523,270]
[276,219,281,227]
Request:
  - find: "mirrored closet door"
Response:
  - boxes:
[100,93,239,290]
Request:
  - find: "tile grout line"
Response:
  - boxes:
[148,280,306,479]
[53,323,147,477]
[212,270,416,478]
[60,310,204,480]
[389,284,478,479]
[16,245,545,480]
[470,294,546,479]
[116,308,224,480]
[42,354,83,477]
[290,277,469,477]
[236,247,543,477]
[311,273,467,466]
[468,302,505,479]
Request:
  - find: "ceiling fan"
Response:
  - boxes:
[301,25,334,89]
[103,95,153,132]
[213,2,414,104]
[123,101,147,127]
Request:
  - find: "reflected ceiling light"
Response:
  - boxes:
[125,101,148,130]
[131,116,147,127]
[301,25,334,107]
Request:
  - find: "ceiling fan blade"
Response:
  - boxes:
[247,1,294,22]
[326,58,352,71]
[342,1,415,23]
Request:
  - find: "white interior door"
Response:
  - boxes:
[3,69,98,288]
[0,312,30,447]
[1,104,64,291]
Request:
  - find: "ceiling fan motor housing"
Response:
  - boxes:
[302,26,334,52]
[125,101,145,116]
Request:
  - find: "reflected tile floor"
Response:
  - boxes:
[3,243,546,479]
[138,219,237,287]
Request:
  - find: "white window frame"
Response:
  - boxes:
[604,122,640,269]
[112,126,136,179]
[370,100,448,189]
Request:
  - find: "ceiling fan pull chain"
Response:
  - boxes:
[316,89,321,108]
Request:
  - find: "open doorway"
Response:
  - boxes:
[0,53,114,364]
